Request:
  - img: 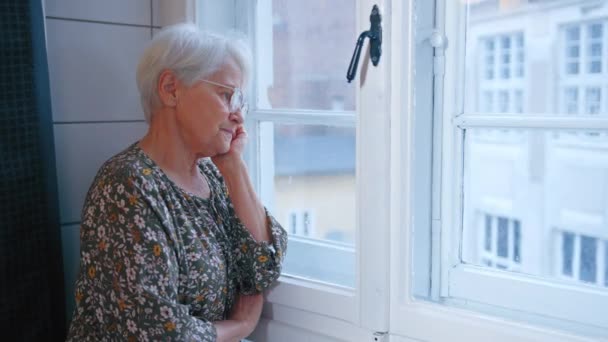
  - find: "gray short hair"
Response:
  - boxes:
[136,23,252,122]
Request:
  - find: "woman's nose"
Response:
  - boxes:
[230,110,245,124]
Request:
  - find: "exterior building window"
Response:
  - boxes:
[558,230,608,287]
[480,214,522,270]
[560,22,606,116]
[479,33,525,114]
[286,209,315,237]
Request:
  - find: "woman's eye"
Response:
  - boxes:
[222,93,231,102]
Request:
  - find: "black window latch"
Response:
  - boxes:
[346,4,382,83]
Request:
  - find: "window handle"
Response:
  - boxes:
[346,4,382,83]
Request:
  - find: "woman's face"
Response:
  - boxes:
[174,58,245,158]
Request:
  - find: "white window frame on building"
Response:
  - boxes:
[478,32,525,114]
[286,209,315,237]
[559,20,607,116]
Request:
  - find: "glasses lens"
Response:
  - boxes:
[230,89,243,112]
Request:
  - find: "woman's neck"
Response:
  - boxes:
[138,110,200,180]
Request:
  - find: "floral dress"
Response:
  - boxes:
[66,143,287,341]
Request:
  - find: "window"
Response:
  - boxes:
[478,33,525,114]
[557,230,608,287]
[230,0,391,335]
[286,209,315,237]
[476,213,521,271]
[442,0,608,335]
[250,1,358,288]
[560,21,606,116]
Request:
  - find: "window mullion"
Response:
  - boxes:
[250,110,356,126]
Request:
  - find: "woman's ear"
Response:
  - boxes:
[157,69,179,107]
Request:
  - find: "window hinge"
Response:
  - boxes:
[418,28,447,49]
[419,29,447,77]
[373,331,389,341]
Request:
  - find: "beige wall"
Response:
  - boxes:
[274,174,356,243]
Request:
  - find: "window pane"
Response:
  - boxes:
[461,128,608,290]
[497,217,509,258]
[257,0,356,111]
[580,236,597,283]
[562,232,574,277]
[484,214,492,252]
[513,220,521,263]
[273,124,355,287]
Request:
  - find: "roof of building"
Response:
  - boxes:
[274,133,356,176]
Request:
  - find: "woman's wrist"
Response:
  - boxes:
[212,154,246,178]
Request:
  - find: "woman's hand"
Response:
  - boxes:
[214,294,264,342]
[212,125,247,170]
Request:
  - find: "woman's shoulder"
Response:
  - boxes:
[93,142,155,187]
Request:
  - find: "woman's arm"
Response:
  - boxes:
[213,157,270,242]
[214,294,264,342]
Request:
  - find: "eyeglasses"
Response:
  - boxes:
[201,79,248,117]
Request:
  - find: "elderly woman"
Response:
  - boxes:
[66,24,287,341]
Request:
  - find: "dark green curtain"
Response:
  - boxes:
[0,0,65,340]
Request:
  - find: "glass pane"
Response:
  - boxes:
[256,1,356,111]
[580,236,597,283]
[513,220,521,263]
[484,214,492,252]
[562,232,574,276]
[272,123,355,287]
[461,128,608,291]
[464,2,607,116]
[497,217,509,258]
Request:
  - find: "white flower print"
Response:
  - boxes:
[134,215,145,229]
[95,308,103,322]
[82,252,90,265]
[127,268,136,281]
[97,225,105,238]
[160,306,173,319]
[117,184,124,194]
[126,319,137,333]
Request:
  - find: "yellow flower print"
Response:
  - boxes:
[257,255,268,263]
[153,244,162,257]
[240,243,248,253]
[142,168,152,176]
[75,291,83,303]
[128,195,137,206]
[164,321,176,332]
[108,212,118,223]
[88,266,96,278]
[118,299,127,311]
[98,240,106,251]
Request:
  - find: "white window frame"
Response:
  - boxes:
[230,0,391,340]
[558,20,608,116]
[391,0,608,341]
[478,32,525,114]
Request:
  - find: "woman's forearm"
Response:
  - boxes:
[215,158,270,242]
